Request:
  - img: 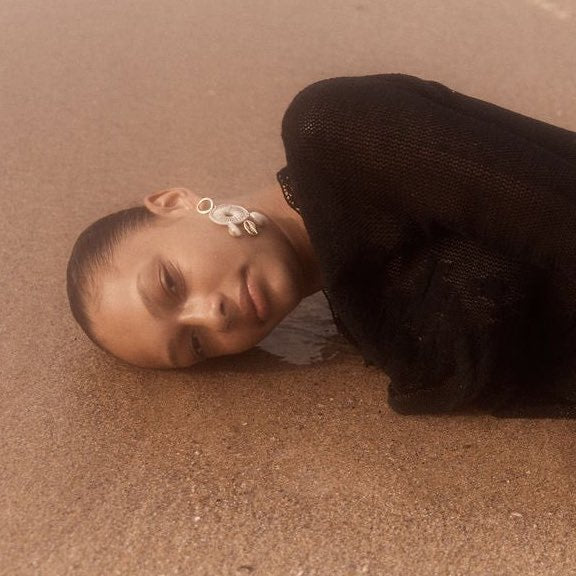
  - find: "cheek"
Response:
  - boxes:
[213,327,268,356]
[174,220,242,255]
[260,251,302,305]
[213,312,287,356]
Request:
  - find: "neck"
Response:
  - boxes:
[237,182,323,299]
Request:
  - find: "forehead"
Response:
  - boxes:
[88,232,170,367]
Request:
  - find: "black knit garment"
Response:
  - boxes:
[276,73,576,416]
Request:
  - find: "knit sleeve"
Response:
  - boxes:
[280,73,576,273]
[279,73,576,414]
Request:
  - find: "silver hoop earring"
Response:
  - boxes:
[196,197,268,237]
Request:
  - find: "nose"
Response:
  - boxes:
[178,292,231,332]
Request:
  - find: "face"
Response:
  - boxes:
[89,190,306,369]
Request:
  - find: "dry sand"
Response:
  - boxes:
[1,0,576,574]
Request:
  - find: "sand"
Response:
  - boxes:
[1,0,575,574]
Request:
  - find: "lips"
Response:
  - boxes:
[240,268,259,324]
[242,267,268,325]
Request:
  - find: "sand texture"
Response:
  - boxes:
[1,0,576,574]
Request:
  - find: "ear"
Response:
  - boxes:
[144,187,199,217]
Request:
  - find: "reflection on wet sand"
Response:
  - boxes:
[256,292,358,365]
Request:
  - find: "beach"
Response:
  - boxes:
[1,0,575,574]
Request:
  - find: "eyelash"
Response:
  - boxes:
[160,264,180,299]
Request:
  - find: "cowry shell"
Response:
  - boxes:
[228,223,242,237]
[249,211,267,226]
[243,220,258,236]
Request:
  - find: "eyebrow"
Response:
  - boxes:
[136,272,182,368]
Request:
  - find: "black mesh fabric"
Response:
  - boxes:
[276,73,576,416]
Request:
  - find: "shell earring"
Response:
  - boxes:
[196,197,268,237]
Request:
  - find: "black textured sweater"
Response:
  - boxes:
[276,73,576,416]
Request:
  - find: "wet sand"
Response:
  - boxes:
[1,0,576,574]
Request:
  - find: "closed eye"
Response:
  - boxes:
[160,264,179,298]
[159,261,189,307]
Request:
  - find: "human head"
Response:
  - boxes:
[67,204,156,350]
[67,187,311,369]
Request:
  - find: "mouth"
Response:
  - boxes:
[242,267,269,325]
